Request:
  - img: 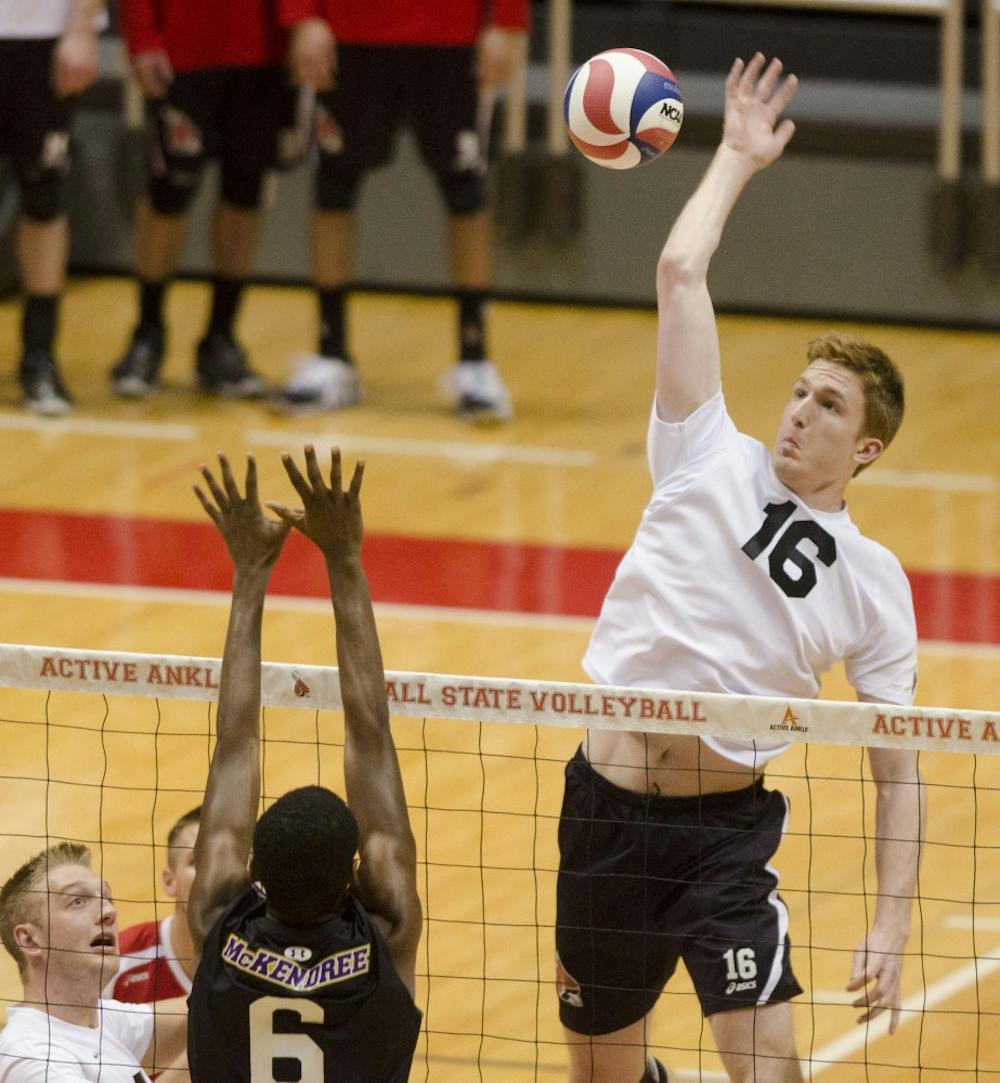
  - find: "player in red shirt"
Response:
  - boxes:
[108,806,200,1079]
[274,0,529,422]
[109,0,333,399]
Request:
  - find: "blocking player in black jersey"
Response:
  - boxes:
[186,447,422,1082]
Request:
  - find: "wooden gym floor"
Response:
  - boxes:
[0,278,999,1080]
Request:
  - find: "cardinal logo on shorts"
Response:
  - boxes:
[452,130,484,174]
[292,672,310,698]
[314,105,344,155]
[163,107,202,157]
[40,131,70,171]
[556,953,583,1008]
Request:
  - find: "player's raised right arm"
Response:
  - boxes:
[655,54,797,422]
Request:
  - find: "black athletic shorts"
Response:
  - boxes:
[556,747,802,1035]
[149,65,300,188]
[315,44,485,179]
[0,40,74,181]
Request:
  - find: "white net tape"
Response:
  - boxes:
[2,641,997,754]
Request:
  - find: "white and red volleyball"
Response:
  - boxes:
[564,48,683,169]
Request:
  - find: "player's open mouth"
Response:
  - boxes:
[90,934,116,952]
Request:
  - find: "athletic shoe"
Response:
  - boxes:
[440,360,513,423]
[195,332,266,399]
[19,349,73,416]
[110,325,165,397]
[271,355,363,414]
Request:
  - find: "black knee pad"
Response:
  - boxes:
[18,169,67,222]
[315,167,361,212]
[149,171,199,215]
[437,170,487,215]
[220,168,265,210]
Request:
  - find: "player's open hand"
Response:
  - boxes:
[722,53,797,170]
[269,446,364,565]
[195,453,291,574]
[847,926,907,1033]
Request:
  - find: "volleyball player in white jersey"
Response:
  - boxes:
[556,55,925,1083]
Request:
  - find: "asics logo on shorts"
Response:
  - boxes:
[556,952,583,1008]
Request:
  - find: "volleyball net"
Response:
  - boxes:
[1,641,998,1081]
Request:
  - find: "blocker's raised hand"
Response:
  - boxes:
[269,446,365,565]
[194,452,291,573]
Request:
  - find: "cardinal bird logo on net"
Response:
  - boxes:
[292,673,311,698]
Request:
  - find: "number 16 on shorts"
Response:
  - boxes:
[722,946,758,995]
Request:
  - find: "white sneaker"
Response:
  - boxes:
[440,360,513,423]
[272,355,363,414]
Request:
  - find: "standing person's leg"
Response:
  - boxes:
[111,69,218,396]
[413,46,511,423]
[191,66,288,399]
[9,39,77,415]
[275,45,397,414]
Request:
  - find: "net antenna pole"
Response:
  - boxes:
[928,0,967,269]
[542,0,583,243]
[978,0,1000,269]
[494,26,536,241]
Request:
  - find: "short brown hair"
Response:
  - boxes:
[166,806,201,868]
[807,332,905,456]
[0,843,91,974]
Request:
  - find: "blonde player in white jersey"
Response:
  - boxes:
[555,55,925,1083]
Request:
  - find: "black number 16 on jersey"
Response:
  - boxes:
[741,501,837,598]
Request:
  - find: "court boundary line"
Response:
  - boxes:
[3,578,1000,654]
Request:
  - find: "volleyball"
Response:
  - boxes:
[563,48,683,170]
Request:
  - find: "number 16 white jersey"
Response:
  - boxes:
[583,392,917,767]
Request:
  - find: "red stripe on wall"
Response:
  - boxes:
[1,509,998,645]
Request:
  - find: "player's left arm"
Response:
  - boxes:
[849,701,926,1034]
[141,996,189,1075]
[187,455,292,956]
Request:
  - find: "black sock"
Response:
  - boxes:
[22,294,58,353]
[138,279,166,331]
[318,286,348,360]
[207,276,244,340]
[457,289,487,362]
